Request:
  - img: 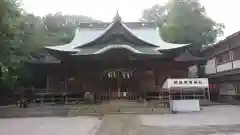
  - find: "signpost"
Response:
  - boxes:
[169,78,209,88]
[162,78,209,113]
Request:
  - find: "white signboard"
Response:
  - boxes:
[171,100,200,112]
[166,78,209,89]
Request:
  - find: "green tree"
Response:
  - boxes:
[0,0,26,104]
[0,0,22,89]
[141,0,224,49]
[0,1,101,104]
[42,12,100,45]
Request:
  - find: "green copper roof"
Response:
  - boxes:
[44,13,188,55]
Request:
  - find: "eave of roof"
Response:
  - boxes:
[43,12,188,53]
[73,44,161,55]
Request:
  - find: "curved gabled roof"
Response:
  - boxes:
[44,12,188,54]
[74,17,163,48]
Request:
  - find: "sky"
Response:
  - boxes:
[22,0,240,38]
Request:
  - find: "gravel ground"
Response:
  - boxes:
[1,105,240,135]
[140,105,240,135]
[95,114,140,135]
[0,116,102,135]
[141,105,240,126]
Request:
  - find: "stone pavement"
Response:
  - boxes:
[96,105,240,135]
[95,114,140,135]
[1,105,240,135]
[0,116,101,135]
[137,125,240,135]
[140,105,240,135]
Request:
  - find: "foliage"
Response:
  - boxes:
[0,0,22,90]
[40,12,100,46]
[0,0,99,92]
[141,0,225,49]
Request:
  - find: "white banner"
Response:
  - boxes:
[167,78,209,88]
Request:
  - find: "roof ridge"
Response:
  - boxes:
[79,22,157,29]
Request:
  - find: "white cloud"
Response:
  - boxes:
[22,0,240,37]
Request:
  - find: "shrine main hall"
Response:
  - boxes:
[30,13,204,102]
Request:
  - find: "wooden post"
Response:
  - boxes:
[118,87,120,99]
[167,76,172,113]
[180,91,183,100]
[145,75,147,101]
[46,75,50,89]
[145,89,147,101]
[154,68,159,86]
[159,88,161,101]
[64,78,68,91]
[168,89,172,113]
[203,89,206,100]
[207,88,211,102]
[65,96,68,104]
[109,88,110,100]
[41,96,44,105]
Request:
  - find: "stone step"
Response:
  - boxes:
[67,107,169,116]
[67,100,170,116]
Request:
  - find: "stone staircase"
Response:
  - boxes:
[0,105,69,118]
[67,100,169,116]
[67,105,103,116]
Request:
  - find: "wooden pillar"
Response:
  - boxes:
[203,88,206,100]
[159,89,161,100]
[46,75,50,89]
[154,68,159,86]
[196,64,201,77]
[144,73,147,101]
[168,89,172,113]
[155,68,161,101]
[64,78,68,90]
[207,88,211,101]
[180,91,183,100]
